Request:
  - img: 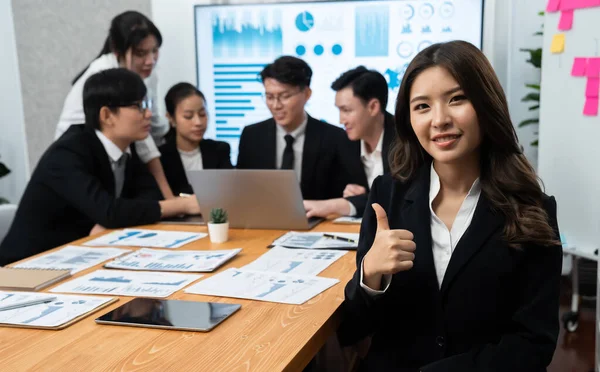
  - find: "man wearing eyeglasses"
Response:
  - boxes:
[0,68,200,266]
[236,56,350,200]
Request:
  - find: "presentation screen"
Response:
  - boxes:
[194,0,484,164]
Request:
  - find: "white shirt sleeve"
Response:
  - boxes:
[347,200,358,216]
[145,73,170,145]
[55,73,86,139]
[134,135,161,163]
[359,257,392,296]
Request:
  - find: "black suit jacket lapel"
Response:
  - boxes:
[86,128,116,197]
[440,193,504,295]
[382,112,395,174]
[400,165,440,296]
[300,116,321,192]
[265,119,277,169]
[199,140,217,169]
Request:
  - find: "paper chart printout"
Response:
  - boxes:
[105,248,242,272]
[272,232,359,249]
[242,247,347,275]
[84,229,207,248]
[13,246,130,274]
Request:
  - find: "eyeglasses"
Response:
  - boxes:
[111,97,153,113]
[262,89,303,106]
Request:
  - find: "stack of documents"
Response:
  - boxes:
[271,231,359,250]
[104,248,242,272]
[84,229,207,249]
[13,246,130,274]
[0,291,116,329]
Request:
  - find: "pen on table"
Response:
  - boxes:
[0,297,57,312]
[179,193,192,198]
[323,234,356,243]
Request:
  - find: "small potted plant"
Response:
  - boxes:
[207,208,229,243]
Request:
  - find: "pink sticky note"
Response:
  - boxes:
[572,57,588,76]
[588,58,600,77]
[558,9,574,30]
[546,0,561,11]
[586,78,600,97]
[561,0,600,10]
[583,97,599,116]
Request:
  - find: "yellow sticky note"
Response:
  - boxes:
[550,34,565,54]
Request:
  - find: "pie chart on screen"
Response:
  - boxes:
[295,11,314,32]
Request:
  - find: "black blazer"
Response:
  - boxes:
[0,125,162,266]
[236,115,350,200]
[343,112,396,216]
[159,136,233,195]
[339,164,562,372]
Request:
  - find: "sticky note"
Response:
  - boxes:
[586,78,599,97]
[588,58,600,77]
[572,57,587,76]
[550,34,565,53]
[558,9,574,30]
[583,97,599,116]
[561,0,600,11]
[546,0,561,11]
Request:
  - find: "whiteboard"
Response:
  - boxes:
[538,6,600,252]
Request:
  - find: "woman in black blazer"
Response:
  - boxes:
[159,83,233,195]
[338,41,562,371]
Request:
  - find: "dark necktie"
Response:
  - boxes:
[114,153,128,197]
[281,134,295,170]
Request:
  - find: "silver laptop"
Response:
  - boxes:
[182,169,323,230]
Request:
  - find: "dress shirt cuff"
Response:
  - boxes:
[135,135,161,163]
[359,257,391,296]
[347,200,358,217]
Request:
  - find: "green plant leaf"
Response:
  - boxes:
[520,48,542,68]
[0,197,9,205]
[533,31,543,36]
[518,118,539,127]
[538,11,545,16]
[521,92,540,102]
[528,104,540,111]
[0,162,10,178]
[530,139,539,147]
[525,84,540,90]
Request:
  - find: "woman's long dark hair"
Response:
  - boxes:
[72,11,162,85]
[391,40,558,249]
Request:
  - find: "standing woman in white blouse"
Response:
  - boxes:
[339,41,562,372]
[55,10,174,199]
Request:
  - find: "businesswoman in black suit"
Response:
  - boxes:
[338,40,562,372]
[159,83,233,195]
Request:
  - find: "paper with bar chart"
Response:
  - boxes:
[0,292,115,328]
[50,270,201,298]
[242,246,347,275]
[271,232,359,249]
[185,268,339,304]
[195,0,484,164]
[104,248,242,272]
[83,229,206,249]
[13,246,130,274]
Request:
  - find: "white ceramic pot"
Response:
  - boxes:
[207,222,229,243]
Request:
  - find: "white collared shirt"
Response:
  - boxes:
[360,163,482,295]
[56,53,165,164]
[276,113,308,182]
[178,147,204,171]
[347,128,386,216]
[95,130,132,197]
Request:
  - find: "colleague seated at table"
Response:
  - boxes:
[54,10,174,200]
[338,41,562,371]
[0,68,200,266]
[236,56,351,200]
[303,66,395,219]
[159,82,233,195]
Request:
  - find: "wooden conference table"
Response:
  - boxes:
[0,221,359,371]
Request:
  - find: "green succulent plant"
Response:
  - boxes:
[210,208,228,224]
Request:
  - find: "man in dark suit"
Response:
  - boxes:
[0,68,200,266]
[304,66,396,218]
[236,56,350,200]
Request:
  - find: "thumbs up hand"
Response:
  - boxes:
[363,203,416,287]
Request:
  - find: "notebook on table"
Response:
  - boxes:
[0,268,71,291]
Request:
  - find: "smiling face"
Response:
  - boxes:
[409,66,481,165]
[169,94,208,145]
[263,78,311,130]
[335,87,380,141]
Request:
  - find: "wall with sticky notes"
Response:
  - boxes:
[538,4,600,253]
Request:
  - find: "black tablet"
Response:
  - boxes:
[95,298,240,332]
